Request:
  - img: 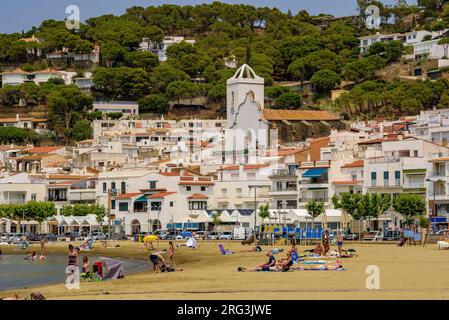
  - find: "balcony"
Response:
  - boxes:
[298,197,329,203]
[68,189,96,202]
[269,169,297,179]
[429,171,446,178]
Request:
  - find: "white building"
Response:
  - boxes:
[92,102,139,117]
[140,36,196,61]
[1,68,76,87]
[359,32,405,54]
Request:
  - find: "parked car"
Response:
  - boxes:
[219,231,233,240]
[0,233,9,242]
[89,231,108,240]
[9,233,24,243]
[40,233,57,241]
[344,233,359,240]
[175,235,183,240]
[362,231,383,241]
[195,231,208,240]
[152,229,168,240]
[383,230,401,241]
[435,229,449,237]
[208,231,220,240]
[57,232,77,241]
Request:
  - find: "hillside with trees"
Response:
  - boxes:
[1,1,449,142]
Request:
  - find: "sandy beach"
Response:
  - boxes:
[1,240,449,300]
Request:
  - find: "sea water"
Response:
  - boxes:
[0,254,149,291]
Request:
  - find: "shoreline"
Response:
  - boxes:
[2,241,449,300]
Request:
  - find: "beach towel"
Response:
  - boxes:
[299,260,328,265]
[218,244,233,255]
[296,268,346,271]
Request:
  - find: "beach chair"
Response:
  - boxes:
[218,244,233,255]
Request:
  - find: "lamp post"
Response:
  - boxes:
[249,185,265,248]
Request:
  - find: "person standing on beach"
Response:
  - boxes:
[168,241,175,265]
[336,231,344,256]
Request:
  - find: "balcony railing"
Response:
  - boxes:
[272,186,298,192]
[269,169,297,178]
[299,197,329,202]
[47,197,68,202]
[429,171,446,177]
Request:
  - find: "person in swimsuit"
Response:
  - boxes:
[321,229,330,255]
[336,231,344,256]
[237,251,276,272]
[149,252,166,272]
[168,241,175,265]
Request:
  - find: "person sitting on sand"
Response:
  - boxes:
[237,251,276,272]
[273,252,293,272]
[81,256,91,280]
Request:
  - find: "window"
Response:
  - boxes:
[201,186,206,192]
[151,202,161,211]
[384,171,389,186]
[149,181,157,189]
[395,171,401,186]
[413,150,418,157]
[111,182,116,191]
[371,172,377,186]
[236,188,242,197]
[277,181,283,191]
[103,182,107,193]
[111,200,116,210]
[31,193,37,201]
[121,182,126,194]
[170,201,174,207]
[118,202,128,212]
[221,188,227,195]
[186,186,191,191]
[247,172,256,179]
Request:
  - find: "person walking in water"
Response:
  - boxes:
[65,244,80,289]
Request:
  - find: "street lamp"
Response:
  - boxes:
[249,185,265,248]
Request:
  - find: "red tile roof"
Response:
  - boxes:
[28,146,64,153]
[179,181,215,186]
[115,193,143,200]
[243,164,270,170]
[187,193,209,200]
[332,180,363,185]
[148,192,177,199]
[341,160,364,168]
[263,109,340,121]
[219,165,240,171]
[159,172,180,177]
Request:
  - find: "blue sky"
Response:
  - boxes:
[0,0,415,34]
